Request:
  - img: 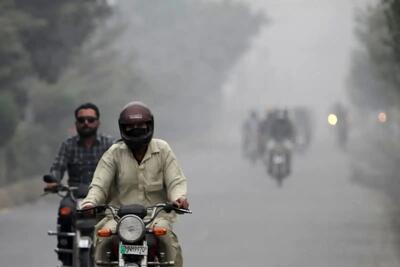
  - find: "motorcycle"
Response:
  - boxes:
[80,203,191,267]
[43,174,96,267]
[265,140,292,186]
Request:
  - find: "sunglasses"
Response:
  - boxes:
[76,116,98,124]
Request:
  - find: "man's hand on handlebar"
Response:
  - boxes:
[79,203,95,216]
[44,182,58,190]
[173,197,189,210]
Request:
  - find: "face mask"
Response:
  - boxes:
[125,127,147,137]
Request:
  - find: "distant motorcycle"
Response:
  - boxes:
[265,140,292,186]
[81,203,192,267]
[43,174,96,267]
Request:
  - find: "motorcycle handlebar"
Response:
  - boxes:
[76,204,107,214]
[43,184,66,193]
[162,203,192,214]
[76,203,192,220]
[43,184,79,193]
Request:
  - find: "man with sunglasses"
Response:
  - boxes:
[45,102,114,266]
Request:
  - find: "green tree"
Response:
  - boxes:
[0,0,111,148]
[0,0,112,184]
[385,0,400,64]
[348,0,400,203]
[14,0,111,83]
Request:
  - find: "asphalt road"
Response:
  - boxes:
[1,132,399,267]
[175,131,400,267]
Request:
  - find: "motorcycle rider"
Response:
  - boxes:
[241,109,260,161]
[44,102,114,266]
[81,101,189,267]
[266,108,295,174]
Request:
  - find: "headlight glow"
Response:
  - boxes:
[117,215,145,243]
[328,114,338,126]
[378,112,387,123]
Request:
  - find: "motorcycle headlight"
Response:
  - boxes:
[328,113,338,126]
[117,215,145,244]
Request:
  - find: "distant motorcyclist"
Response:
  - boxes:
[44,102,114,266]
[241,109,260,162]
[269,109,295,142]
[266,108,295,175]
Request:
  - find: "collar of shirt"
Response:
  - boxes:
[76,134,101,146]
[142,139,161,163]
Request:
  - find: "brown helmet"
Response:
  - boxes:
[118,101,154,149]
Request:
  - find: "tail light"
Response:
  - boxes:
[59,207,72,216]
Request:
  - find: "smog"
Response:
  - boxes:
[1,0,399,266]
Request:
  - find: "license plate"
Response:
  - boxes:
[78,238,90,248]
[78,236,91,248]
[120,244,148,255]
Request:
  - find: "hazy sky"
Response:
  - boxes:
[221,0,376,115]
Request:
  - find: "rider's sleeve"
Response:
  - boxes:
[162,142,187,202]
[81,147,116,206]
[49,141,68,182]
